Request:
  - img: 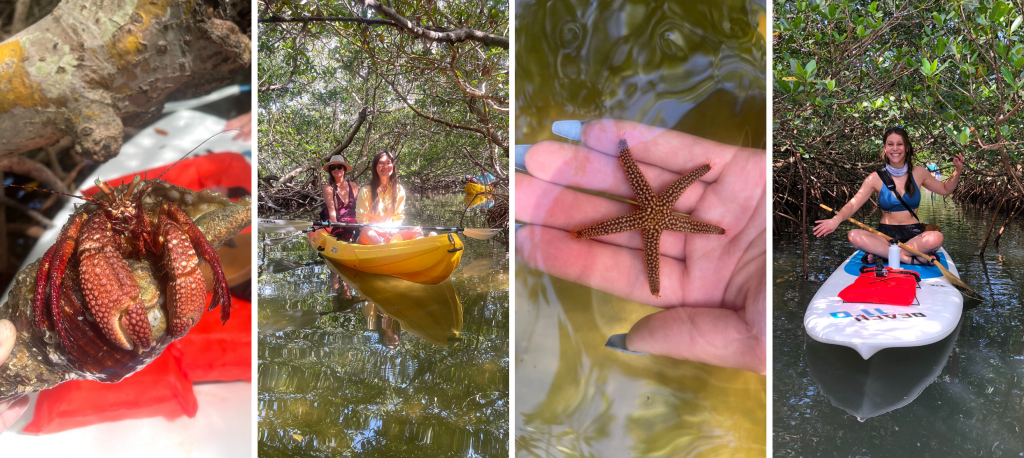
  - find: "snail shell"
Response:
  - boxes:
[0,258,169,401]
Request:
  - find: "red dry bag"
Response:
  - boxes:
[838,266,921,306]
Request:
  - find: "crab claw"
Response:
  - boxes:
[78,213,154,351]
[119,302,155,351]
[160,203,231,325]
[160,219,207,338]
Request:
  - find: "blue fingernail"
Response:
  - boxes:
[552,120,584,142]
[514,144,530,172]
[605,333,647,355]
[514,223,524,232]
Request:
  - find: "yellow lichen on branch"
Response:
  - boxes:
[105,0,173,71]
[107,31,147,69]
[0,41,49,115]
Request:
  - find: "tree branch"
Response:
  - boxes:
[259,10,508,49]
[259,15,395,27]
[258,22,307,93]
[0,156,69,194]
[274,106,371,189]
[362,0,508,49]
[376,71,507,151]
[328,106,369,159]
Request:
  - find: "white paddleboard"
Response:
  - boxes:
[804,247,963,359]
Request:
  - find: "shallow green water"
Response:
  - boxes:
[515,0,766,149]
[515,0,767,456]
[774,195,1024,456]
[257,195,509,457]
[516,263,767,457]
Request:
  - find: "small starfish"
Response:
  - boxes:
[570,139,725,297]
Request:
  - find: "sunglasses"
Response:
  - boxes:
[885,125,905,132]
[328,165,346,172]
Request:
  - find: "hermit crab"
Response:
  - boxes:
[0,176,251,400]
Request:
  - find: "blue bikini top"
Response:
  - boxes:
[878,173,921,212]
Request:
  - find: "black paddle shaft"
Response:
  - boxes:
[310,221,464,232]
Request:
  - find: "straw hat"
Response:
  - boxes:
[323,155,353,173]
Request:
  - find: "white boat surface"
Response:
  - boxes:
[803,247,963,359]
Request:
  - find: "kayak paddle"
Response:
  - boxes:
[258,219,312,233]
[258,219,501,240]
[817,203,983,301]
[263,231,304,246]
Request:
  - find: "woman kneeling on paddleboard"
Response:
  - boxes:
[356,151,428,244]
[320,155,360,241]
[813,126,965,264]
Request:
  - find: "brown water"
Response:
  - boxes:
[515,0,767,455]
[516,266,766,457]
[257,195,509,457]
[515,0,766,149]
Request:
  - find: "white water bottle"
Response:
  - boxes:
[888,241,900,269]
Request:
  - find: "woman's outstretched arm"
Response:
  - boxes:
[813,173,879,237]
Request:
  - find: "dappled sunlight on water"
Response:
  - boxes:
[515,0,766,455]
[516,262,766,457]
[516,0,766,149]
[257,195,509,457]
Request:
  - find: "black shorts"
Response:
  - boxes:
[877,223,925,243]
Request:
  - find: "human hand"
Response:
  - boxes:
[516,119,765,374]
[224,112,252,142]
[812,217,841,238]
[0,319,30,434]
[952,153,965,174]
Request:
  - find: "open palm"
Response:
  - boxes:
[516,119,765,374]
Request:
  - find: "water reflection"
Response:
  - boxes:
[516,0,766,455]
[258,196,508,457]
[327,263,464,348]
[516,263,766,457]
[806,324,961,421]
[516,0,766,148]
[774,195,1024,454]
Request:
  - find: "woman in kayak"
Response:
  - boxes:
[813,126,965,264]
[320,155,360,241]
[357,151,426,244]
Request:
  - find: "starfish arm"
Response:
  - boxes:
[642,227,662,297]
[616,139,656,205]
[570,211,645,239]
[659,164,711,205]
[664,214,726,235]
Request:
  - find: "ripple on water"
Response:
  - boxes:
[774,195,1024,454]
[258,197,509,457]
[516,0,766,455]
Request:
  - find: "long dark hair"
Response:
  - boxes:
[370,151,399,214]
[326,165,351,204]
[881,127,917,197]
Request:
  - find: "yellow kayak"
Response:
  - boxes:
[309,229,464,284]
[464,182,492,207]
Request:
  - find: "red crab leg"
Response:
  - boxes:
[45,212,88,349]
[33,239,59,334]
[78,213,153,351]
[161,204,232,324]
[158,216,207,339]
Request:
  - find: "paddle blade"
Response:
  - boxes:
[264,231,303,246]
[259,219,313,233]
[461,228,501,240]
[935,262,984,301]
